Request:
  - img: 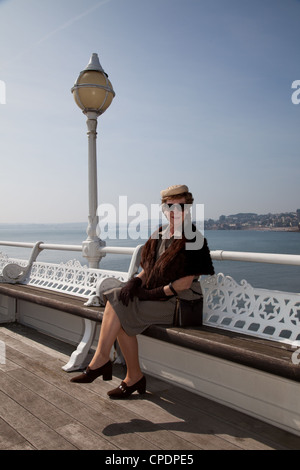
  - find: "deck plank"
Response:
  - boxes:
[0,417,34,450]
[1,324,300,451]
[0,389,77,450]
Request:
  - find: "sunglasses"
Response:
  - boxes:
[162,203,188,212]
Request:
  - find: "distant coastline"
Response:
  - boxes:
[1,210,300,233]
[204,210,300,232]
[206,226,300,232]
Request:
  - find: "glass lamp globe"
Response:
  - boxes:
[71,53,115,115]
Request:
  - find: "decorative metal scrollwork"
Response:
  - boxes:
[202,273,300,344]
[0,242,43,284]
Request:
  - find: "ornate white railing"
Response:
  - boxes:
[1,240,300,266]
[0,240,300,346]
[202,273,300,345]
[0,241,143,306]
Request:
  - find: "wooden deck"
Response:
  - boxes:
[1,324,300,451]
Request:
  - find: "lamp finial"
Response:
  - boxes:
[84,53,105,73]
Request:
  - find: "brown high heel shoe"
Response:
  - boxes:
[107,375,146,399]
[70,360,112,383]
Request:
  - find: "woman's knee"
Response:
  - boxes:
[103,301,120,325]
[104,301,114,315]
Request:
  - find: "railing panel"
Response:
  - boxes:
[27,259,128,298]
[202,273,300,345]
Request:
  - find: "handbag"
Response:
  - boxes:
[173,294,203,327]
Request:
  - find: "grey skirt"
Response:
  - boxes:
[102,279,202,337]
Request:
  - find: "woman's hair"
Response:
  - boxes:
[161,191,194,205]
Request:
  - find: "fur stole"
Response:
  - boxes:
[140,224,215,289]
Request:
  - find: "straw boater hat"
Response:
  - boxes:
[160,184,189,199]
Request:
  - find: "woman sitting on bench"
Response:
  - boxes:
[70,184,214,399]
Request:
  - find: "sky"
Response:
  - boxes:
[0,0,300,224]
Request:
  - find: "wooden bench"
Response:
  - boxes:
[1,244,300,379]
[0,281,299,383]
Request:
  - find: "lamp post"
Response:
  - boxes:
[71,53,115,268]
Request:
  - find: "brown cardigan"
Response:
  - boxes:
[140,224,215,289]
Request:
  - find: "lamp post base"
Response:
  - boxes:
[82,238,106,269]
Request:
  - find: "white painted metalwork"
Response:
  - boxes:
[0,240,136,255]
[202,273,300,345]
[211,250,300,266]
[1,241,300,265]
[62,318,96,372]
[0,242,43,284]
[0,245,143,302]
[71,53,115,269]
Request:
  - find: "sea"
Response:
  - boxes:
[0,223,299,294]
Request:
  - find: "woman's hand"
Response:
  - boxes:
[119,277,142,306]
